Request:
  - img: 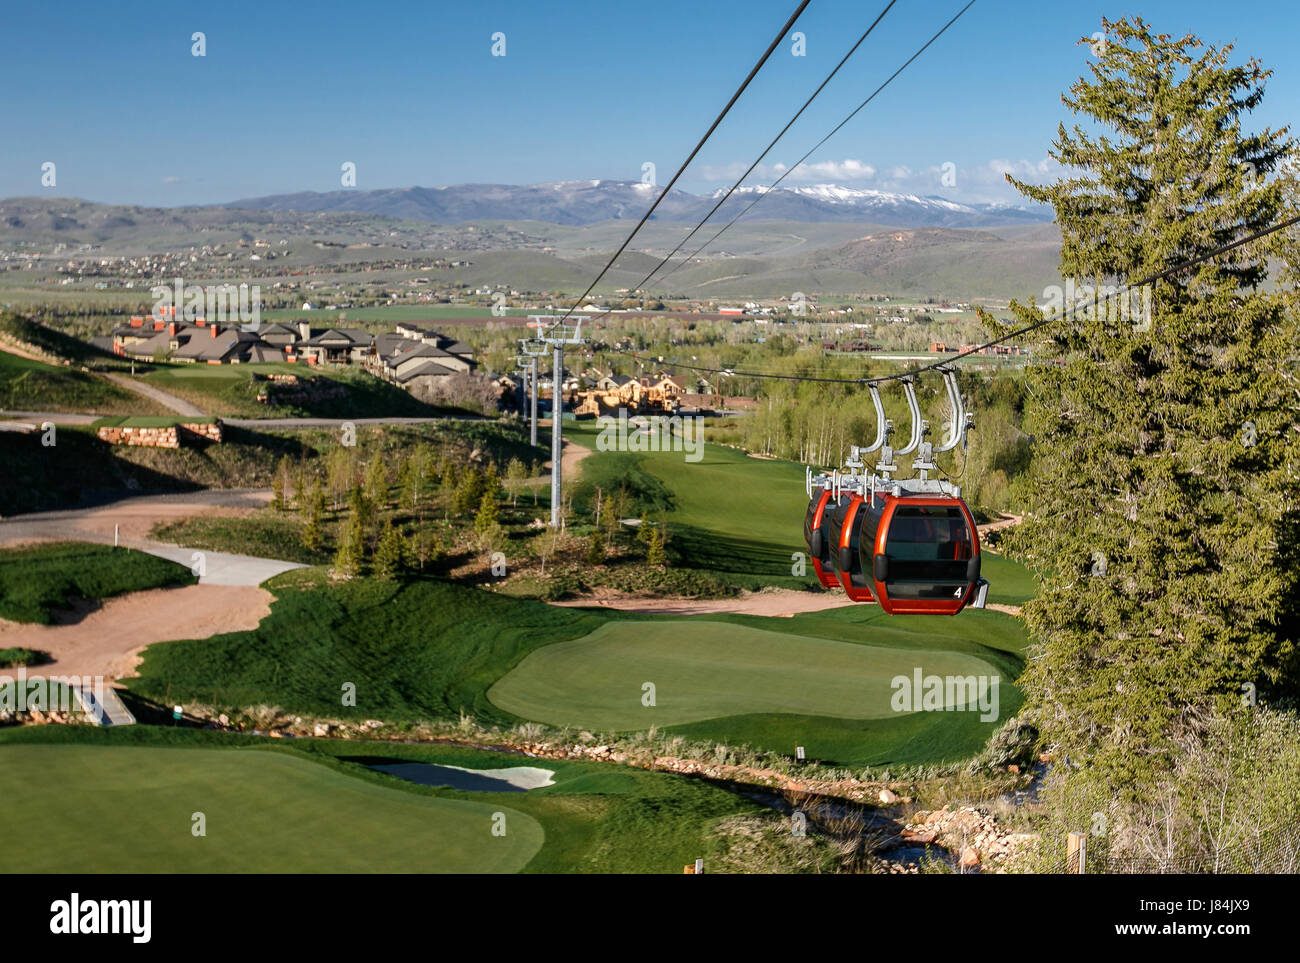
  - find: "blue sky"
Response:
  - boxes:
[1,0,1295,207]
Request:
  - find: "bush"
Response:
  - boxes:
[0,648,47,668]
[0,542,196,624]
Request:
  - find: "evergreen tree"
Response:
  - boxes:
[474,488,503,549]
[646,521,666,568]
[302,479,326,553]
[372,519,404,580]
[271,467,287,512]
[454,466,482,515]
[439,459,458,515]
[586,528,605,565]
[1001,17,1300,792]
[333,490,367,577]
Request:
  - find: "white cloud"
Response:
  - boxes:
[696,157,875,184]
[783,158,877,182]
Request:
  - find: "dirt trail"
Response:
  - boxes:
[102,373,206,417]
[553,587,1022,618]
[540,435,590,479]
[978,512,1023,540]
[552,588,860,618]
[0,493,270,546]
[0,584,273,682]
[0,340,50,363]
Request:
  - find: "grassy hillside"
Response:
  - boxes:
[0,739,541,873]
[0,725,781,874]
[488,619,1003,728]
[565,423,1035,606]
[0,420,533,516]
[128,570,1026,769]
[140,363,452,419]
[0,312,128,368]
[0,350,165,414]
[0,542,196,624]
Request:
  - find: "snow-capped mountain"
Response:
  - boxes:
[709,184,1044,225]
[225,180,1050,228]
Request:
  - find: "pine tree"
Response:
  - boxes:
[439,459,458,516]
[454,466,482,515]
[302,479,326,553]
[333,491,367,577]
[586,529,605,565]
[474,488,502,550]
[646,522,666,568]
[372,519,404,580]
[1001,17,1300,792]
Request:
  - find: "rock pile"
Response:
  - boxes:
[902,805,1039,873]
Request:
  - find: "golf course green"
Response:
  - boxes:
[488,619,1001,730]
[0,728,773,873]
[0,744,543,873]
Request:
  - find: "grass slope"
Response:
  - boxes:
[567,423,813,590]
[0,742,541,873]
[130,571,1026,768]
[0,420,533,517]
[0,542,196,624]
[488,619,1000,729]
[0,350,164,415]
[0,726,765,874]
[141,363,452,418]
[128,572,609,722]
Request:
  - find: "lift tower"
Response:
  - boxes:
[525,316,585,528]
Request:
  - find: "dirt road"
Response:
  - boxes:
[102,373,206,417]
[0,490,304,585]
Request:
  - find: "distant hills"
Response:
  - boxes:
[227,180,1052,230]
[0,190,1061,300]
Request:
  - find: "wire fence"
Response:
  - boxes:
[1038,823,1300,874]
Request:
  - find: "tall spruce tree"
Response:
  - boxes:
[1002,17,1300,793]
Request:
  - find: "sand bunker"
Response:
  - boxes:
[0,584,274,682]
[370,762,557,792]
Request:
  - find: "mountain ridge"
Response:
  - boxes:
[225,179,1052,229]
